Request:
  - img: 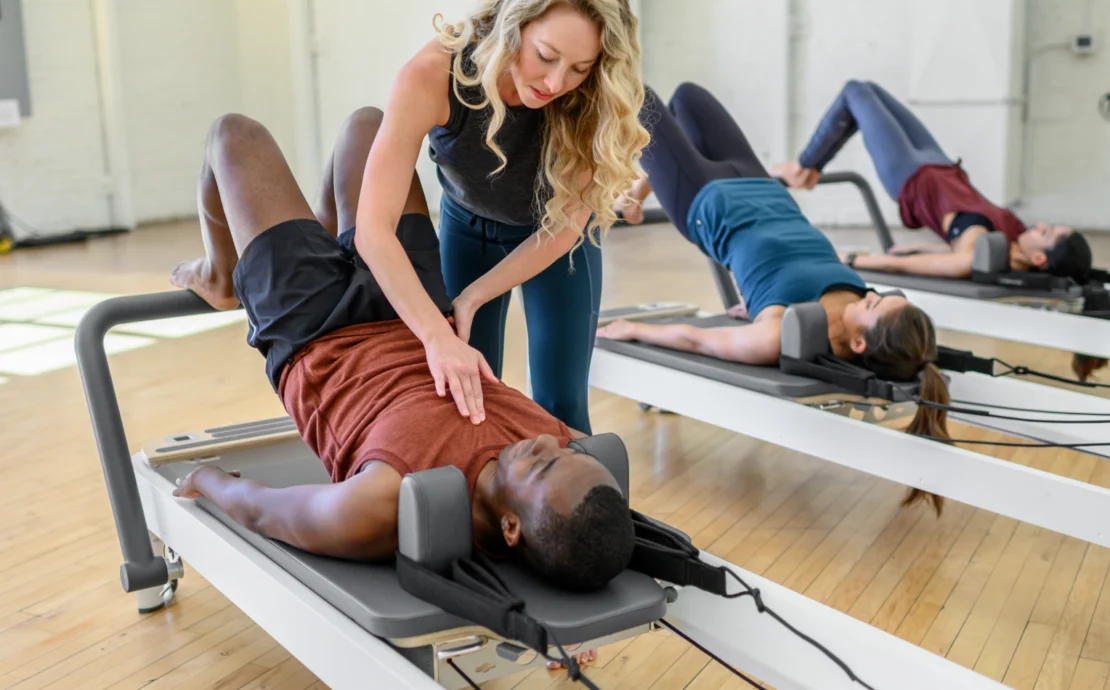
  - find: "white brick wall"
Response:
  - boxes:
[0,0,112,238]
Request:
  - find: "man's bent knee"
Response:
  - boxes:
[206,113,272,160]
[341,107,384,140]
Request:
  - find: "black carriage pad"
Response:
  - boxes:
[594,313,841,399]
[152,436,665,644]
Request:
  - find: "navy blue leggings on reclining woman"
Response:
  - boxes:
[637,82,771,237]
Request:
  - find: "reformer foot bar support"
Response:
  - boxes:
[795,171,1110,358]
[76,291,1005,690]
[590,339,1110,553]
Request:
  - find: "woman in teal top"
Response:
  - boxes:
[604,82,951,514]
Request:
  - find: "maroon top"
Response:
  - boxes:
[898,163,1025,244]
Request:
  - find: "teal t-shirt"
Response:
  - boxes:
[686,177,867,316]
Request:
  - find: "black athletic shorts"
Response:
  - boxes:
[232,213,453,391]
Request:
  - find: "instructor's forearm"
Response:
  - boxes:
[356,230,455,345]
[460,224,584,306]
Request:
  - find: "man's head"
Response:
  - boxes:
[493,434,634,590]
[1017,223,1092,283]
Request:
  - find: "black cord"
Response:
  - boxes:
[994,358,1110,390]
[719,568,878,690]
[915,400,1110,425]
[658,618,763,689]
[446,658,481,690]
[540,629,602,690]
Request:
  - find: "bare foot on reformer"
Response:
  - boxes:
[171,257,239,310]
[547,648,597,670]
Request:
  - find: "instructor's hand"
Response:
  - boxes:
[426,330,498,425]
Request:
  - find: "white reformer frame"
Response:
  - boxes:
[77,290,1010,690]
[589,347,1110,551]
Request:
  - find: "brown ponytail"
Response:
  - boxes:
[859,304,950,516]
[900,362,949,516]
[1072,354,1108,382]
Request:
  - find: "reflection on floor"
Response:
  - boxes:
[0,286,246,377]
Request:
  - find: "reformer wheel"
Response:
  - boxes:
[637,402,677,415]
[136,534,183,614]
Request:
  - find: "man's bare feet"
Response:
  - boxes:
[547,648,598,670]
[170,258,240,310]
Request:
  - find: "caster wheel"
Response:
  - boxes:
[638,402,653,412]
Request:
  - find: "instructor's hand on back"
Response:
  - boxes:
[427,311,498,426]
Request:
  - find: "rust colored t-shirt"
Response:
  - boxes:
[276,319,575,492]
[898,163,1025,244]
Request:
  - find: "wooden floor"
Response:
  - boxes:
[3,216,1110,690]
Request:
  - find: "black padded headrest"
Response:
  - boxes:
[397,434,632,571]
[397,466,471,574]
[781,302,829,362]
[971,232,1009,275]
[568,432,630,502]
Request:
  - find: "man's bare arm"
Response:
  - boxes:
[175,465,402,561]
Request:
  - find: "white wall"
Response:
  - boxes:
[1020,0,1110,229]
[640,2,789,164]
[117,0,300,225]
[116,1,241,224]
[306,0,480,213]
[0,0,300,237]
[0,0,113,237]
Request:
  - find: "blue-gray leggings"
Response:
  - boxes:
[437,192,601,434]
[798,80,953,199]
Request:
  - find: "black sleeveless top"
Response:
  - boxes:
[427,47,549,226]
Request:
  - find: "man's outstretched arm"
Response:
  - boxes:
[174,464,402,561]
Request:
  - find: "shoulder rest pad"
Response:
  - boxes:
[781,302,829,362]
[971,232,1009,275]
[398,466,471,574]
[568,433,629,503]
[397,433,633,572]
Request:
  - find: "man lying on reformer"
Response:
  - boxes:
[605,82,949,514]
[772,79,1092,283]
[166,108,633,593]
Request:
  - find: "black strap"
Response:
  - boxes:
[396,551,601,689]
[970,269,1075,292]
[935,346,994,375]
[396,552,549,653]
[780,354,914,402]
[629,512,729,595]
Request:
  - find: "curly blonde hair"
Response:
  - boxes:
[433,0,649,252]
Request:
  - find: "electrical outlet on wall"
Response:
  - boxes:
[1070,34,1097,55]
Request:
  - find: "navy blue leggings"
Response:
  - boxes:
[638,83,770,236]
[437,192,601,434]
[798,80,953,199]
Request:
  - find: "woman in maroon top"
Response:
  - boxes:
[774,80,1092,284]
[167,106,634,595]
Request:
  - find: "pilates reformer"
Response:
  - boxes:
[74,289,1007,690]
[590,284,1110,554]
[799,172,1110,358]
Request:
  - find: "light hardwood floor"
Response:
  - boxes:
[2,216,1110,690]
